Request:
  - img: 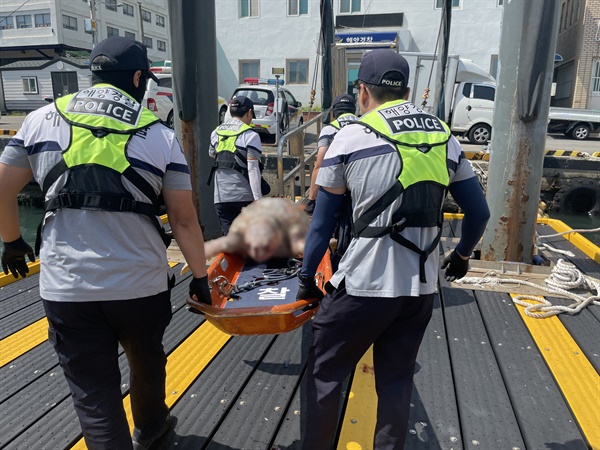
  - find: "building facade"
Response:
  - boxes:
[216,0,505,107]
[553,0,600,109]
[1,0,506,112]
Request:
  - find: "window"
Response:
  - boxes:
[240,0,259,18]
[16,14,32,29]
[239,60,260,80]
[592,60,600,95]
[288,0,308,15]
[141,9,151,23]
[157,40,166,52]
[0,16,14,29]
[35,13,51,28]
[435,0,461,8]
[105,0,118,12]
[143,36,153,49]
[286,59,308,84]
[107,26,119,37]
[156,14,165,27]
[157,77,172,89]
[340,0,360,13]
[22,77,38,94]
[63,14,77,31]
[473,85,495,101]
[123,4,134,17]
[125,31,135,40]
[497,0,503,5]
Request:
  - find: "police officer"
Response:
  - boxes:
[209,96,264,235]
[296,49,490,449]
[305,93,358,215]
[0,36,212,449]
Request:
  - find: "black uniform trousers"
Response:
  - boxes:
[302,284,434,450]
[43,290,173,450]
[214,200,252,236]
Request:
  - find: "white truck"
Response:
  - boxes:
[546,107,600,140]
[399,53,497,144]
[332,46,497,144]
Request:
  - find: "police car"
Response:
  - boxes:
[224,78,303,137]
[143,67,227,128]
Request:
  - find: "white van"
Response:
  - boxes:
[450,82,496,144]
[143,72,227,128]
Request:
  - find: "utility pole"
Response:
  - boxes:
[168,0,221,239]
[138,1,145,43]
[320,0,334,120]
[434,0,451,122]
[88,0,98,47]
[480,0,560,263]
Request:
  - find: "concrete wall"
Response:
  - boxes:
[216,0,322,107]
[215,0,504,107]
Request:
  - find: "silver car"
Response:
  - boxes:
[224,80,303,137]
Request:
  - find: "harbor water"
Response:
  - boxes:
[14,204,600,248]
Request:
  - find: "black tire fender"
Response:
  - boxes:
[553,179,600,215]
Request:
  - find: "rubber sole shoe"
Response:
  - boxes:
[132,415,176,450]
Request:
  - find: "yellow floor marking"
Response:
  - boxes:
[0,261,40,287]
[0,318,48,368]
[71,321,231,449]
[337,346,377,450]
[538,218,600,264]
[511,294,600,450]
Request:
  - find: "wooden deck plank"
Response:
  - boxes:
[1,225,599,449]
[475,290,588,449]
[171,334,276,448]
[439,283,526,450]
[406,293,462,450]
[511,293,600,449]
[205,325,311,449]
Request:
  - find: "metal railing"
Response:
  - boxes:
[276,110,330,199]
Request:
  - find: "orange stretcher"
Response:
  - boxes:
[186,252,332,336]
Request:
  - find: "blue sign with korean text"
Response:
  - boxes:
[335,32,398,45]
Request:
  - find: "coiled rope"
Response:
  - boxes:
[455,259,600,318]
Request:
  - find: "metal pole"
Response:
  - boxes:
[320,0,334,118]
[480,0,560,263]
[434,0,451,121]
[137,1,144,42]
[168,0,221,239]
[275,74,280,145]
[88,0,97,47]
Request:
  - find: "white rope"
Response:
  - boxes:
[455,259,600,318]
[535,226,600,257]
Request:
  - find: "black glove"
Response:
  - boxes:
[2,236,35,279]
[304,199,316,215]
[441,250,470,282]
[189,276,212,305]
[296,274,324,301]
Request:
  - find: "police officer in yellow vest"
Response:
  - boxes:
[0,36,212,449]
[296,49,490,449]
[209,96,264,236]
[305,93,358,215]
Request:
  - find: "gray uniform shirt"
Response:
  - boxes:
[209,118,262,204]
[0,102,191,302]
[316,102,476,297]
